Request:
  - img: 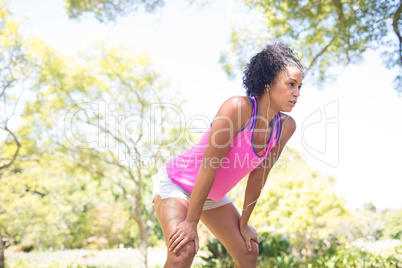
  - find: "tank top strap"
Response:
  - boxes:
[275,113,283,141]
[252,96,257,116]
[269,113,283,147]
[249,96,258,131]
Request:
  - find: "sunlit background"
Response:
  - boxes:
[0,0,402,268]
[10,0,401,210]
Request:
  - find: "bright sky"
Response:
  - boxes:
[10,0,402,210]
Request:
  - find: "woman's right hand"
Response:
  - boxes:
[240,223,259,252]
[168,220,199,254]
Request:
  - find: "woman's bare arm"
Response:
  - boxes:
[239,115,296,250]
[168,96,251,253]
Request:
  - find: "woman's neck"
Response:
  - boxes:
[255,93,278,128]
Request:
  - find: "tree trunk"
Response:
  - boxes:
[0,226,5,268]
[135,204,149,268]
[138,208,155,268]
[131,196,149,268]
[139,231,148,268]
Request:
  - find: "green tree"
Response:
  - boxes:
[20,41,186,267]
[64,0,165,22]
[220,0,402,93]
[0,2,32,171]
[363,202,377,213]
[0,1,38,267]
[1,150,145,252]
[382,209,402,239]
[63,0,209,22]
[0,161,103,250]
[353,208,384,241]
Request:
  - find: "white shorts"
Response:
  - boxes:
[152,166,232,211]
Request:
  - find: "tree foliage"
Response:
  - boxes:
[15,38,187,267]
[0,161,129,250]
[0,2,39,267]
[64,0,165,22]
[0,0,33,171]
[221,0,402,93]
[382,209,402,239]
[1,3,187,266]
[63,0,211,22]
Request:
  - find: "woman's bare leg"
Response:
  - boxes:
[153,195,196,268]
[201,203,259,268]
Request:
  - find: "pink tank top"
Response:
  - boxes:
[166,96,283,201]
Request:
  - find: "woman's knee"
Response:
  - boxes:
[166,241,196,267]
[235,240,259,267]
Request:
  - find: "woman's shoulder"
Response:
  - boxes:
[222,95,252,109]
[278,112,296,139]
[214,96,253,131]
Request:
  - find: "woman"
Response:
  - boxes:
[153,42,304,267]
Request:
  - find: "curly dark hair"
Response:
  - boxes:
[242,41,305,98]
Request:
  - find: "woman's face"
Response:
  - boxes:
[269,65,302,113]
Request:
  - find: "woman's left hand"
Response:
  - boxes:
[240,223,259,252]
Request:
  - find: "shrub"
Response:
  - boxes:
[199,233,401,267]
[20,243,34,252]
[306,243,402,267]
[200,238,234,268]
[258,232,292,258]
[200,232,297,267]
